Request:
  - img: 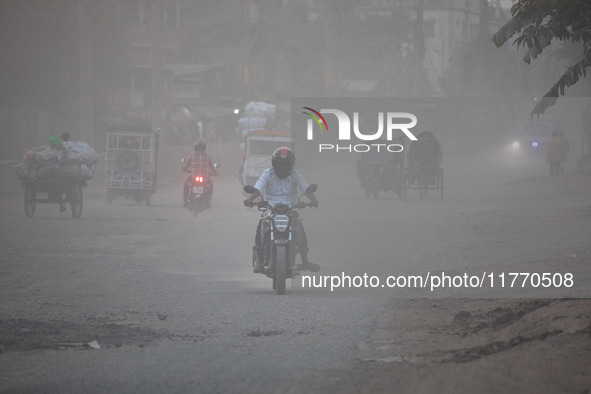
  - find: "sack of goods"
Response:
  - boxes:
[14,138,98,182]
[238,116,268,131]
[244,101,276,119]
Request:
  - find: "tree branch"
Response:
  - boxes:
[532,57,591,116]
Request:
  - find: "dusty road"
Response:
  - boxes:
[1,142,590,393]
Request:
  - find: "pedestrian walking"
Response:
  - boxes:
[559,131,570,173]
[547,131,565,176]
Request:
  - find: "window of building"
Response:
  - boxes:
[423,20,435,38]
[119,0,141,24]
[165,2,179,29]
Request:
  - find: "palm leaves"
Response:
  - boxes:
[492,0,591,115]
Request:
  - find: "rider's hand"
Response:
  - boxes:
[243,198,252,207]
[306,192,319,208]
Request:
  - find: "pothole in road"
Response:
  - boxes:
[452,299,553,335]
[0,318,198,353]
[246,329,284,337]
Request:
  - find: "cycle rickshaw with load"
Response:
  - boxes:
[405,131,444,201]
[14,139,97,218]
[21,178,85,218]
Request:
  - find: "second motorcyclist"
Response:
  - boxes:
[243,147,320,273]
[182,140,217,208]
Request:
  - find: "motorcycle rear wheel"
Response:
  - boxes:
[192,197,201,218]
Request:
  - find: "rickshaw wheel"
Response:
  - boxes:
[24,185,36,218]
[107,188,115,205]
[402,171,408,200]
[70,185,83,218]
[419,172,426,202]
[439,169,444,202]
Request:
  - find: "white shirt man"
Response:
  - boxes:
[253,168,309,208]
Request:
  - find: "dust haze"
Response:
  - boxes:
[1,1,590,393]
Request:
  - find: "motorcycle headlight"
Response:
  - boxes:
[273,215,289,232]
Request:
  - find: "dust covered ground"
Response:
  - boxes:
[0,143,590,393]
[292,171,591,393]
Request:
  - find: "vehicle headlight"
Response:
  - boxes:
[531,141,539,148]
[273,215,289,232]
[511,141,520,149]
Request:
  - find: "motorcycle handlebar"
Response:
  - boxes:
[244,200,269,209]
[292,202,318,209]
[244,200,317,209]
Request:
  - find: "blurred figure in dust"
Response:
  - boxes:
[356,139,391,185]
[559,131,570,173]
[546,131,565,176]
[407,131,441,186]
[58,132,70,212]
[48,132,71,212]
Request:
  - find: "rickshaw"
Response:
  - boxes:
[405,131,444,202]
[15,139,96,218]
[21,178,85,218]
[356,148,406,199]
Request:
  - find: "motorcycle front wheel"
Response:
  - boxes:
[274,244,287,295]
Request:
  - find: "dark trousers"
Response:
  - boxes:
[549,161,560,176]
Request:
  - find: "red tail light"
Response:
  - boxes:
[195,176,204,183]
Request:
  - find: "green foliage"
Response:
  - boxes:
[492,0,591,115]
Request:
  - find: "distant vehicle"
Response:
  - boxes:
[405,131,444,202]
[182,159,220,218]
[240,130,292,186]
[511,119,561,154]
[105,125,159,205]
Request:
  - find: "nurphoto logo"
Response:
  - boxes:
[302,107,418,153]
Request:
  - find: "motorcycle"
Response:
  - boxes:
[243,184,318,295]
[181,159,220,218]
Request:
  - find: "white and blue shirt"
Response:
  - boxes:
[254,168,309,207]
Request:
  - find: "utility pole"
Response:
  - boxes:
[150,0,164,145]
[79,0,94,145]
[478,0,490,96]
[413,0,425,96]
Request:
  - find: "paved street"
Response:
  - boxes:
[1,143,589,393]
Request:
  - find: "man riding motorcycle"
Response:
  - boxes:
[182,140,217,207]
[243,147,320,273]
